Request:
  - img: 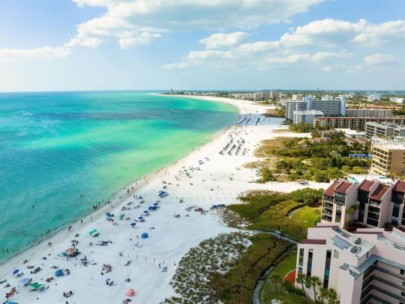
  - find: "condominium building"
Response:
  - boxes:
[296,224,405,304]
[314,117,405,130]
[286,100,309,120]
[321,179,405,228]
[346,109,393,118]
[371,138,405,177]
[293,110,324,124]
[286,96,346,123]
[366,122,405,138]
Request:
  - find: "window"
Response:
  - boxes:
[333,250,339,259]
[401,269,405,275]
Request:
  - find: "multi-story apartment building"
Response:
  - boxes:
[296,224,405,304]
[286,100,309,120]
[346,109,393,118]
[314,117,405,130]
[371,138,405,176]
[311,98,346,116]
[286,96,346,123]
[321,179,405,228]
[366,122,405,138]
[293,110,324,124]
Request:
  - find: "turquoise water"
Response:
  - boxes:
[0,92,237,262]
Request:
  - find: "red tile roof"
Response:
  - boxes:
[324,181,339,197]
[335,181,353,194]
[393,181,405,193]
[300,239,327,245]
[359,180,375,192]
[370,184,390,201]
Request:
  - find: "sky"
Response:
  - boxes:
[0,0,405,92]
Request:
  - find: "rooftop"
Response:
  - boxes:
[300,239,327,245]
[393,180,405,193]
[324,181,339,197]
[358,180,375,192]
[335,181,353,194]
[370,184,390,201]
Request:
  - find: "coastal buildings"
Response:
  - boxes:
[321,179,405,228]
[346,109,393,118]
[286,96,346,123]
[371,137,405,177]
[366,122,405,138]
[296,224,405,304]
[313,117,405,130]
[293,110,324,124]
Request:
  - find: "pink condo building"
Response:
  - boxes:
[296,224,405,304]
[321,180,405,229]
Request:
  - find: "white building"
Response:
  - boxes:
[296,224,405,304]
[293,110,324,124]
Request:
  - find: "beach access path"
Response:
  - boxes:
[0,96,329,304]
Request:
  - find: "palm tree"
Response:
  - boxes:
[296,273,307,295]
[270,274,282,300]
[346,204,359,228]
[327,288,339,304]
[307,276,321,303]
[319,287,329,304]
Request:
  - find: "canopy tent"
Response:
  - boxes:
[18,277,30,286]
[141,233,149,239]
[30,282,43,290]
[126,288,136,297]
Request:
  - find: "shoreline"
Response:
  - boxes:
[0,94,241,271]
[0,95,329,303]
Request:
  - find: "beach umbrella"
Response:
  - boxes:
[12,269,19,275]
[5,300,19,304]
[55,269,64,277]
[126,288,136,297]
[18,277,30,286]
[141,232,149,239]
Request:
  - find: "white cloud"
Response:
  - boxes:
[311,51,353,62]
[364,53,398,65]
[200,32,247,49]
[70,0,323,48]
[353,20,405,47]
[0,47,71,60]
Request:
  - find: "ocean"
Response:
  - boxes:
[0,91,237,262]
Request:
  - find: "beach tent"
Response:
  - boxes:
[55,269,64,277]
[30,282,43,290]
[89,229,100,237]
[18,277,30,287]
[141,233,149,239]
[4,300,18,304]
[126,288,136,297]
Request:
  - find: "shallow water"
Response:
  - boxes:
[0,91,237,262]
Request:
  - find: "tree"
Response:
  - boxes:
[270,274,282,300]
[296,273,307,295]
[327,288,339,304]
[345,204,359,228]
[319,287,329,304]
[307,276,321,303]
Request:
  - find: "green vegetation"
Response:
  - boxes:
[229,188,322,240]
[255,131,371,182]
[164,232,290,304]
[212,233,289,304]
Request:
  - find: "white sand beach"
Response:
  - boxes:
[0,96,329,304]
